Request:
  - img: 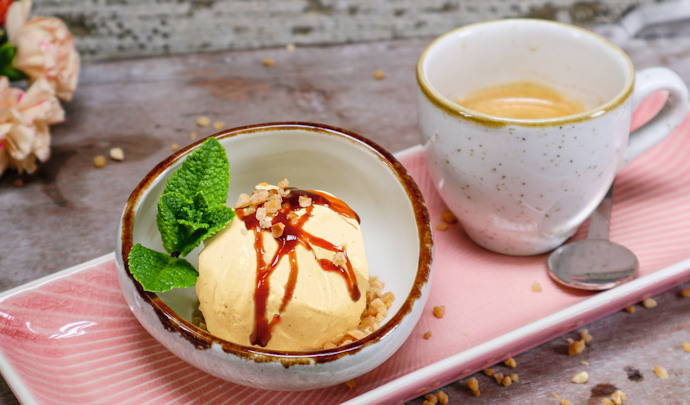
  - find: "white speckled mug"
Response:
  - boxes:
[417,19,689,256]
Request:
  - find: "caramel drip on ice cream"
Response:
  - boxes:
[238,189,361,348]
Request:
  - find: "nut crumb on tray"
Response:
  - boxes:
[654,365,669,379]
[432,306,445,318]
[568,339,586,355]
[571,371,588,384]
[642,298,657,308]
[531,281,542,292]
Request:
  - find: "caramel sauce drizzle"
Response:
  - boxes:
[237,189,361,347]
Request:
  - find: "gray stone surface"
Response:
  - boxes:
[32,0,663,61]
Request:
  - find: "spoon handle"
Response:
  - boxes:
[587,183,614,240]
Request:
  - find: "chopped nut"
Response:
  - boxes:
[504,357,516,368]
[468,377,479,392]
[423,331,432,339]
[580,329,593,344]
[287,211,299,225]
[611,390,627,404]
[344,379,356,389]
[483,369,494,376]
[531,281,542,292]
[250,189,270,205]
[681,287,690,297]
[262,57,275,66]
[271,223,285,238]
[109,147,125,161]
[569,339,586,355]
[683,342,690,352]
[424,394,438,404]
[493,372,504,384]
[367,298,387,319]
[382,291,395,309]
[93,155,107,168]
[255,206,267,221]
[440,209,457,223]
[346,329,366,340]
[654,365,668,379]
[437,390,449,405]
[259,218,272,229]
[298,195,312,208]
[333,251,347,267]
[435,222,448,231]
[642,298,657,308]
[278,178,289,189]
[234,193,251,209]
[374,69,385,80]
[171,143,179,151]
[196,116,210,127]
[264,194,283,215]
[625,306,636,313]
[242,206,256,216]
[432,305,445,319]
[501,376,512,387]
[509,373,519,382]
[571,371,588,383]
[189,130,198,141]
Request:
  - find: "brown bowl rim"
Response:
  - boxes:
[119,122,433,366]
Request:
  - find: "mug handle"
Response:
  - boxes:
[620,67,689,169]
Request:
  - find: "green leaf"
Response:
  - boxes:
[0,65,26,81]
[163,137,229,205]
[128,244,199,292]
[0,42,26,81]
[0,42,16,66]
[127,137,236,293]
[157,191,191,255]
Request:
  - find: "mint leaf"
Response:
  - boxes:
[127,137,236,292]
[163,137,229,205]
[157,191,191,254]
[128,244,198,292]
[157,137,233,255]
[157,189,236,256]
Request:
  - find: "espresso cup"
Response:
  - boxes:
[416,19,689,256]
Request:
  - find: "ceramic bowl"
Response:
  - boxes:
[116,122,433,391]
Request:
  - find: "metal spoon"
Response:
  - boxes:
[547,183,639,290]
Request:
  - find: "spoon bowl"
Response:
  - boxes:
[547,239,639,290]
[547,182,639,291]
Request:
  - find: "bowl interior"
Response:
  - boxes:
[128,124,424,340]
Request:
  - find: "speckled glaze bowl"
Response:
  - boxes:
[116,122,433,391]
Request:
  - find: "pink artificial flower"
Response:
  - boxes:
[0,76,64,176]
[6,0,80,101]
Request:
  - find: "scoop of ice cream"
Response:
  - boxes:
[196,183,369,351]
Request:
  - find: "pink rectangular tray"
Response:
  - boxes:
[1,95,689,404]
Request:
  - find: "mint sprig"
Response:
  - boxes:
[128,137,235,292]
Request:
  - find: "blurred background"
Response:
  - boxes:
[36,0,671,61]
